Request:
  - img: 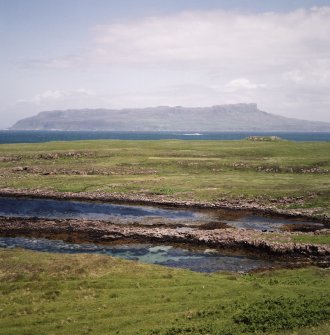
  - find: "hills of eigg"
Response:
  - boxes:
[10,103,330,131]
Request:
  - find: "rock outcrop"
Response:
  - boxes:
[0,216,329,264]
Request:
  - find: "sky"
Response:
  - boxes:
[1,0,330,128]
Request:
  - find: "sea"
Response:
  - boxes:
[0,130,330,144]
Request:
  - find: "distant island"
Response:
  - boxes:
[10,103,330,131]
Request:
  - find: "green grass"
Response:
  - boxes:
[290,234,330,245]
[0,248,329,335]
[0,139,329,214]
[1,140,329,333]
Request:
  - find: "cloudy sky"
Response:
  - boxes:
[1,0,330,128]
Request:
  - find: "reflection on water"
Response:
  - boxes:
[0,196,324,232]
[0,237,275,273]
[0,197,203,221]
[224,215,324,232]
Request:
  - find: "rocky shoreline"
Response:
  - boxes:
[0,188,329,266]
[0,188,329,223]
[0,216,329,266]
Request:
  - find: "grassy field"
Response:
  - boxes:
[1,139,330,334]
[0,248,329,335]
[0,139,329,214]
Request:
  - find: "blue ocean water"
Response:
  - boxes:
[0,130,330,144]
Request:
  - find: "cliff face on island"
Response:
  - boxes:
[10,103,330,131]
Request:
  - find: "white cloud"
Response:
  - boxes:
[20,89,96,105]
[225,78,266,91]
[30,90,64,103]
[90,8,330,69]
[8,7,330,123]
[86,7,330,121]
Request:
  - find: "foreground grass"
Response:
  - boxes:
[0,248,329,335]
[0,139,329,214]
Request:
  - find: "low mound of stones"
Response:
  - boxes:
[246,136,283,142]
[0,216,329,265]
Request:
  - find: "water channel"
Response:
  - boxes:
[0,196,324,231]
[0,236,276,273]
[0,196,325,272]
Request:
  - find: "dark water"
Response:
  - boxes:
[0,197,319,272]
[0,196,325,232]
[224,216,325,232]
[0,197,202,222]
[0,237,274,273]
[0,130,330,144]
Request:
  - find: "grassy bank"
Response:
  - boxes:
[0,139,329,214]
[0,248,329,335]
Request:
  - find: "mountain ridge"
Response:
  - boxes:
[10,103,330,131]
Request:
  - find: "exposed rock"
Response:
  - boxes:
[9,167,158,176]
[246,136,283,141]
[0,216,328,264]
[36,151,95,160]
[0,155,22,162]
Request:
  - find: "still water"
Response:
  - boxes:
[1,197,321,272]
[0,196,203,222]
[223,215,324,232]
[0,236,275,273]
[0,196,325,232]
